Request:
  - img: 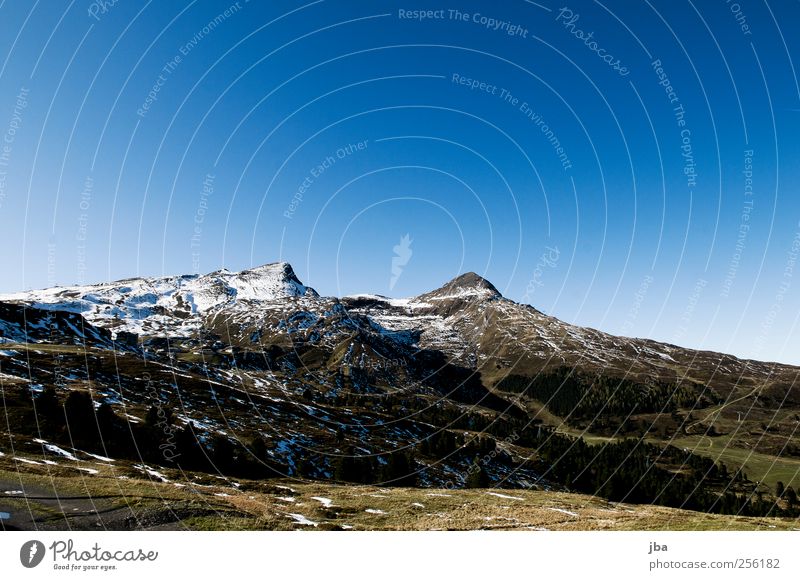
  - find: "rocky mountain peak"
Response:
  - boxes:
[232,261,318,297]
[416,272,502,302]
[245,261,299,282]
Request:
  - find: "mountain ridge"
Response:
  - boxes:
[0,261,797,371]
[1,261,799,522]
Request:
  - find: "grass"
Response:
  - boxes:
[519,389,800,493]
[666,435,800,491]
[2,453,799,531]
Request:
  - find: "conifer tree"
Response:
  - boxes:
[465,457,489,488]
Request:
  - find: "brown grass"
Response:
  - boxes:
[2,451,798,531]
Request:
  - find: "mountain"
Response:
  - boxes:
[0,262,317,339]
[2,263,799,527]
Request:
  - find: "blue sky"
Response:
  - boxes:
[1,0,800,364]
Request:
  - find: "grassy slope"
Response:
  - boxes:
[1,453,798,531]
[665,435,800,490]
[518,392,800,492]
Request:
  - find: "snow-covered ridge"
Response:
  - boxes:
[344,271,500,306]
[342,294,431,309]
[0,262,317,338]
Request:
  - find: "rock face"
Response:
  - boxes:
[1,263,798,498]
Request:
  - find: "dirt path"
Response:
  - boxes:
[0,476,185,530]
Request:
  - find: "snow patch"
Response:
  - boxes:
[548,507,578,517]
[33,439,78,461]
[486,492,523,501]
[133,464,169,482]
[310,496,333,508]
[83,451,115,463]
[287,513,318,526]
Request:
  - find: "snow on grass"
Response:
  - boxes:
[82,451,115,462]
[3,490,23,495]
[548,507,579,517]
[33,439,78,461]
[214,493,230,497]
[287,513,318,526]
[411,502,425,508]
[486,492,523,501]
[75,467,99,475]
[365,508,386,514]
[277,496,296,503]
[0,451,4,457]
[275,485,296,493]
[425,493,452,497]
[133,464,169,482]
[14,457,41,465]
[310,496,333,507]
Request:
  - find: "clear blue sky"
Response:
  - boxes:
[1,0,800,364]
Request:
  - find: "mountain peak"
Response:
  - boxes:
[244,261,301,282]
[225,262,318,299]
[417,272,501,302]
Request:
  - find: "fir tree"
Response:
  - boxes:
[786,486,797,508]
[465,457,489,488]
[64,391,95,445]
